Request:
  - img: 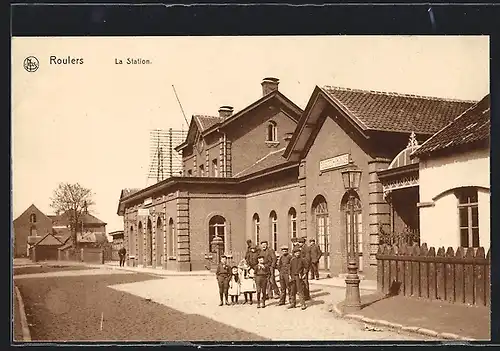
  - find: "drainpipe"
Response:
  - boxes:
[223,132,227,177]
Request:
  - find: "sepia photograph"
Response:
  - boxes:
[11,35,490,342]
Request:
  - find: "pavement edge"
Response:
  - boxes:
[14,285,32,342]
[332,300,476,342]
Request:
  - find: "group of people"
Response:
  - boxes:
[215,236,323,310]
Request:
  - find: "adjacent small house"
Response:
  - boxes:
[411,94,490,250]
[13,204,54,258]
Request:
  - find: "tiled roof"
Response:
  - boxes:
[321,86,476,135]
[412,94,490,157]
[33,233,63,247]
[121,188,141,199]
[50,212,107,226]
[194,115,224,132]
[234,148,293,178]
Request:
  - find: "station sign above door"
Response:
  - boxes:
[319,153,350,173]
[138,209,150,216]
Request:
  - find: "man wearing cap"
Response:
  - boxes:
[245,239,259,268]
[260,241,280,299]
[215,255,231,306]
[297,237,311,300]
[309,238,323,280]
[277,245,292,306]
[288,247,307,310]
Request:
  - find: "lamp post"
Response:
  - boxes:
[341,167,363,313]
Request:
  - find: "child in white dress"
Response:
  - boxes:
[238,259,257,305]
[228,266,241,305]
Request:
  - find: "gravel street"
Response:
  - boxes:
[109,274,433,341]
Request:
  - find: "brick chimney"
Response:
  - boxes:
[261,77,279,96]
[218,106,234,119]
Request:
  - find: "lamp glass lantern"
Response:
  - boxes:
[341,167,362,191]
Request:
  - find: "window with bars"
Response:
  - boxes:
[456,187,479,248]
[288,207,297,239]
[253,213,260,244]
[212,159,218,177]
[314,199,329,261]
[209,215,226,253]
[270,211,278,251]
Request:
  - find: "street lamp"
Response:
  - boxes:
[341,166,362,313]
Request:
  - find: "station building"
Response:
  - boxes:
[117,77,477,279]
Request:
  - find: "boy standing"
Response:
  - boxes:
[216,255,231,306]
[277,245,292,306]
[254,255,270,308]
[289,247,307,310]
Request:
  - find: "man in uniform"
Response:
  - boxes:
[260,241,280,299]
[309,238,323,280]
[246,245,260,269]
[277,245,292,306]
[215,255,231,306]
[288,247,307,310]
[297,237,311,300]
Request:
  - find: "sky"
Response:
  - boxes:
[11,36,490,233]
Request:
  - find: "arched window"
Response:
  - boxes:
[30,213,37,223]
[455,187,479,247]
[209,215,226,253]
[267,121,277,142]
[156,217,163,266]
[253,213,260,244]
[288,207,297,239]
[313,195,329,270]
[129,225,135,256]
[168,218,176,257]
[270,211,278,251]
[138,221,144,263]
[341,191,363,271]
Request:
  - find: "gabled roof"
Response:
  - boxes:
[412,94,490,158]
[233,147,293,178]
[50,211,107,226]
[32,232,63,247]
[14,204,50,223]
[284,85,477,160]
[321,86,475,134]
[120,188,141,199]
[175,89,303,152]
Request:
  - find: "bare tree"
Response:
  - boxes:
[50,182,95,249]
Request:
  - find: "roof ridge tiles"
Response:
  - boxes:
[322,85,477,104]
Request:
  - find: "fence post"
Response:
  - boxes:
[445,247,455,303]
[464,248,475,305]
[486,249,491,307]
[376,245,384,293]
[80,248,84,262]
[100,249,104,265]
[436,247,445,301]
[411,244,420,297]
[455,247,465,304]
[404,245,412,297]
[398,245,406,296]
[427,247,437,300]
[389,246,398,294]
[420,244,429,299]
[382,245,390,295]
[474,247,486,306]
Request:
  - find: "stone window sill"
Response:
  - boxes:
[265,141,280,148]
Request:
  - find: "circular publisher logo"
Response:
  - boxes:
[24,56,39,72]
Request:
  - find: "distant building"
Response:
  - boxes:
[13,204,53,258]
[13,205,107,259]
[109,230,125,251]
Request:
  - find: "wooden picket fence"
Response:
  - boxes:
[376,244,490,307]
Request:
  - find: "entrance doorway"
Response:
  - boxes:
[313,195,330,270]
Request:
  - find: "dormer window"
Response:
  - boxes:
[267,121,278,142]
